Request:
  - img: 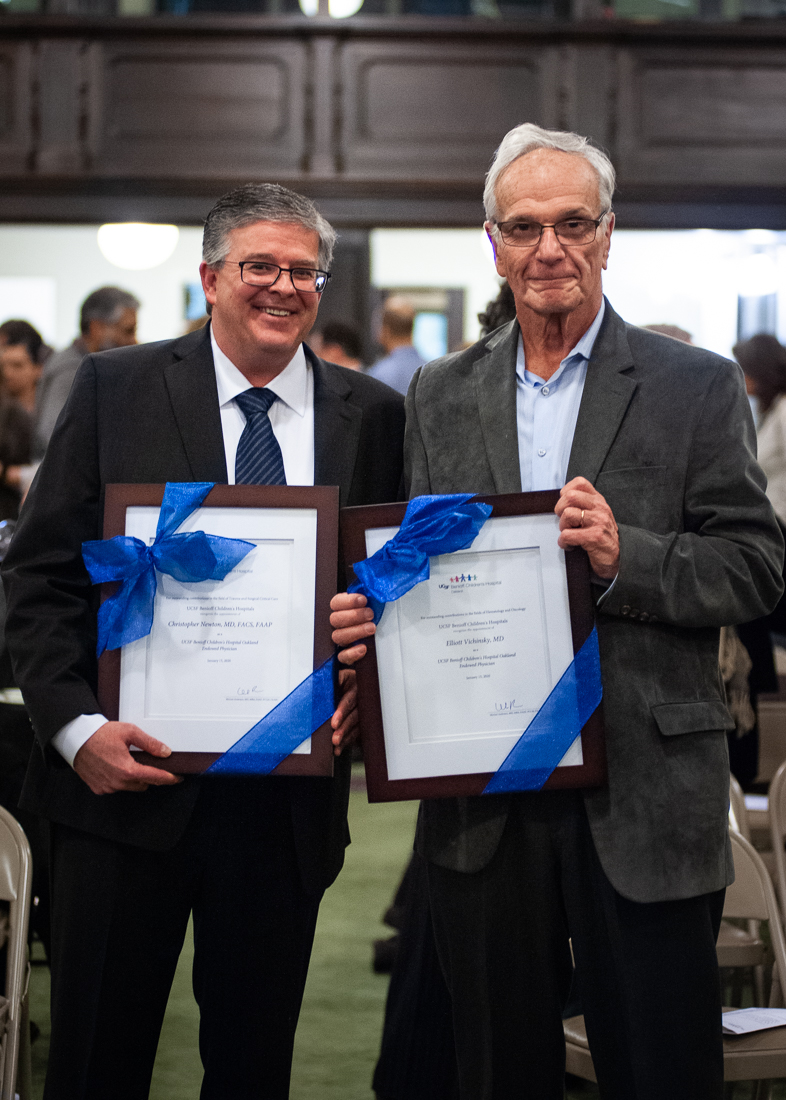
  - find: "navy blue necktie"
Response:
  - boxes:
[234,388,287,485]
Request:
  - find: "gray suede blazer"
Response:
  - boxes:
[407,301,784,903]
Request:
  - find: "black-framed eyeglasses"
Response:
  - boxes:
[230,261,331,293]
[493,211,610,249]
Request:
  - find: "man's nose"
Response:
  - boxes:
[269,269,298,293]
[534,225,566,261]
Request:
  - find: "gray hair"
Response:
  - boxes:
[484,123,616,233]
[80,286,140,335]
[202,183,337,271]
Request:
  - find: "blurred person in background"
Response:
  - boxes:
[33,286,139,460]
[311,320,364,370]
[731,333,786,785]
[0,319,54,365]
[368,296,425,395]
[0,327,37,520]
[477,280,516,337]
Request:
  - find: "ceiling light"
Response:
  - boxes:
[97,223,180,270]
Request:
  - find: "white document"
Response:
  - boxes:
[368,513,579,781]
[119,505,317,753]
[722,1008,786,1035]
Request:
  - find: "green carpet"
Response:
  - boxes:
[25,780,786,1099]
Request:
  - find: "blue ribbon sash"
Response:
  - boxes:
[349,493,603,794]
[206,655,338,775]
[83,482,255,657]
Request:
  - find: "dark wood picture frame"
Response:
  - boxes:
[98,483,339,777]
[341,490,606,802]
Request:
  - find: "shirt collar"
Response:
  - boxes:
[211,327,309,417]
[517,298,606,387]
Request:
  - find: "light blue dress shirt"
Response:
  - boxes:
[516,300,605,492]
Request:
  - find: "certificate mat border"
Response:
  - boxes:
[98,483,339,777]
[341,491,606,802]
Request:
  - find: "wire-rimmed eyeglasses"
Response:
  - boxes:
[493,211,610,249]
[229,261,331,293]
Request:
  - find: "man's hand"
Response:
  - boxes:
[330,592,376,666]
[555,476,619,579]
[331,668,359,757]
[73,722,182,796]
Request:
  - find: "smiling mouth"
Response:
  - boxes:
[258,306,293,317]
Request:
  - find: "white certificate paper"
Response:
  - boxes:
[368,513,579,781]
[119,505,317,753]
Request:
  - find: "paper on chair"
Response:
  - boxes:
[722,1008,786,1035]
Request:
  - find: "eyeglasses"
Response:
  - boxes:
[494,211,609,249]
[230,261,331,293]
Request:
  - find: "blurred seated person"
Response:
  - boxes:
[0,319,53,365]
[312,321,364,370]
[33,286,139,460]
[0,330,36,519]
[368,297,425,395]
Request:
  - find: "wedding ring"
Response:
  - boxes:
[580,509,585,527]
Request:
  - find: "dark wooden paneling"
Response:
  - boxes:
[0,42,31,176]
[340,40,559,178]
[92,38,307,176]
[616,47,786,185]
[1,18,786,221]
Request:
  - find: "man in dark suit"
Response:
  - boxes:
[3,183,404,1100]
[331,125,784,1099]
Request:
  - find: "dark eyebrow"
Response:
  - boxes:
[239,253,319,267]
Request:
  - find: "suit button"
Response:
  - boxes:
[650,615,658,623]
[621,605,631,616]
[639,612,650,622]
[630,609,640,619]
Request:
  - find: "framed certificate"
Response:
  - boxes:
[98,483,339,776]
[341,491,606,801]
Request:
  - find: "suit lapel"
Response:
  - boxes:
[310,350,362,507]
[472,321,522,494]
[163,328,228,482]
[566,302,638,484]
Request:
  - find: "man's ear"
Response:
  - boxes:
[601,212,615,271]
[200,261,218,306]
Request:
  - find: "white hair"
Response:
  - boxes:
[483,123,616,231]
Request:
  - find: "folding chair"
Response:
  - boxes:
[722,778,766,1004]
[564,832,786,1099]
[0,805,32,1100]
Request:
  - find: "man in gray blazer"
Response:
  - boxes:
[332,123,784,1100]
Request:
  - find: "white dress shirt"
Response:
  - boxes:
[52,332,316,767]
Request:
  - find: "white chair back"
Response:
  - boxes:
[0,806,31,1100]
[726,831,786,1007]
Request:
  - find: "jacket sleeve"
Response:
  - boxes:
[2,357,103,745]
[600,361,785,628]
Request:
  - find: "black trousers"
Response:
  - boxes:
[45,777,322,1100]
[427,790,725,1100]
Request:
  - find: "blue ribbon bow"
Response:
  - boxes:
[349,494,493,622]
[83,482,254,657]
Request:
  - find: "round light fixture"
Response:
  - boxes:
[97,223,180,271]
[298,0,364,16]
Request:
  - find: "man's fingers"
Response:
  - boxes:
[127,761,182,786]
[330,591,367,612]
[337,642,368,667]
[330,606,375,630]
[332,621,376,649]
[126,729,173,759]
